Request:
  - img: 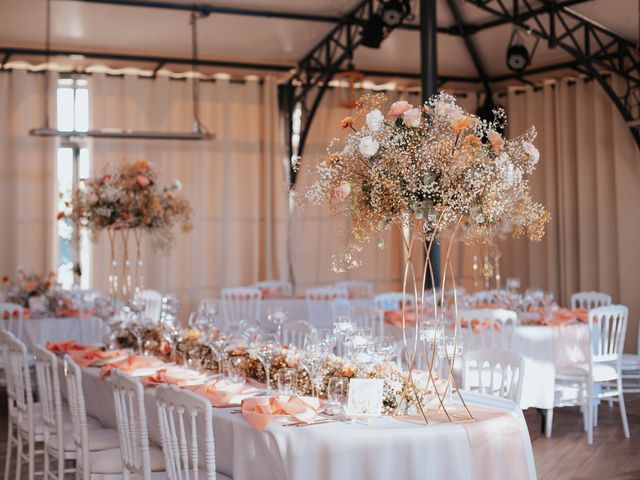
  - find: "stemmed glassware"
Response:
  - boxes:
[250,333,281,394]
[374,336,400,364]
[128,297,147,354]
[266,307,288,343]
[300,349,326,398]
[327,377,349,415]
[209,327,233,375]
[333,315,355,356]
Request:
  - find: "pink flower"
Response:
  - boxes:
[387,100,414,119]
[136,175,150,188]
[333,181,351,200]
[488,130,504,153]
[403,108,422,128]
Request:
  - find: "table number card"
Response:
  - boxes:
[346,378,384,418]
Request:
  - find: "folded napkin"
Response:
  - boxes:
[70,348,127,368]
[459,318,502,334]
[191,379,260,407]
[145,366,205,386]
[99,355,165,379]
[384,307,433,327]
[531,307,588,327]
[241,395,321,431]
[45,340,92,353]
[474,303,508,310]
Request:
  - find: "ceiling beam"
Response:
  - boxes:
[445,0,492,99]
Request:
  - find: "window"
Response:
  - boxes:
[55,77,91,289]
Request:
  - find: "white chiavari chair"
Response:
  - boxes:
[462,349,525,404]
[1,330,19,480]
[112,369,167,479]
[305,287,348,329]
[373,292,415,311]
[254,280,293,298]
[63,355,123,480]
[134,289,164,323]
[457,308,517,351]
[282,320,315,349]
[334,281,373,299]
[6,333,42,480]
[554,305,630,445]
[570,291,612,311]
[155,385,232,480]
[0,303,24,341]
[349,305,385,337]
[221,287,262,329]
[621,316,640,393]
[330,299,351,322]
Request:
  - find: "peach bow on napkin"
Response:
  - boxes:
[45,340,92,353]
[241,395,321,431]
[70,348,127,368]
[459,318,502,334]
[145,366,206,386]
[531,307,588,327]
[191,379,260,407]
[99,355,165,379]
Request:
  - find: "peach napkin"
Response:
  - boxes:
[145,366,206,386]
[70,348,127,368]
[99,355,165,379]
[45,340,92,353]
[459,318,502,334]
[533,307,588,327]
[474,303,508,310]
[241,396,321,431]
[192,379,260,407]
[384,307,433,327]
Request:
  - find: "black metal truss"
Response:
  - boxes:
[464,0,640,146]
[287,0,413,186]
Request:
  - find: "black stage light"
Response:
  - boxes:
[361,14,385,48]
[380,0,410,27]
[506,43,530,72]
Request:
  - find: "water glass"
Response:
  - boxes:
[327,377,349,415]
[276,368,298,396]
[227,356,246,383]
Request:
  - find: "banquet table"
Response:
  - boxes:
[76,365,537,480]
[21,316,103,352]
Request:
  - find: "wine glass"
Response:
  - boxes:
[300,350,326,398]
[266,307,288,342]
[374,336,400,364]
[327,377,349,415]
[128,298,147,354]
[209,328,232,375]
[276,368,298,396]
[251,333,281,394]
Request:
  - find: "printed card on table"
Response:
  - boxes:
[346,378,384,418]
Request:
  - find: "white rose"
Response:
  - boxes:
[523,142,540,165]
[366,109,384,132]
[435,101,463,122]
[403,108,422,128]
[359,136,379,158]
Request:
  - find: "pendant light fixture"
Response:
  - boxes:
[30,0,214,141]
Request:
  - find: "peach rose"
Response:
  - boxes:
[136,175,150,188]
[487,130,504,153]
[402,108,422,128]
[25,282,37,293]
[333,181,351,200]
[387,100,414,119]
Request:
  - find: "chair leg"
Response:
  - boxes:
[593,400,599,427]
[587,381,594,445]
[618,378,630,438]
[15,431,23,480]
[27,435,34,480]
[545,409,553,438]
[4,418,14,480]
[582,406,588,432]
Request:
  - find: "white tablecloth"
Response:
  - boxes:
[21,316,103,352]
[78,367,536,480]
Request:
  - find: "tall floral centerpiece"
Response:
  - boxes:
[68,160,193,301]
[297,92,549,422]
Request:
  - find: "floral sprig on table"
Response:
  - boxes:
[2,268,57,309]
[296,92,550,273]
[63,160,193,252]
[123,325,436,415]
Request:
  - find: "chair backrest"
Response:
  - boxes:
[470,290,502,305]
[156,384,217,480]
[374,292,415,311]
[282,320,315,349]
[463,349,525,403]
[6,334,35,429]
[221,287,262,327]
[64,355,92,480]
[330,299,351,322]
[0,303,24,340]
[588,305,628,365]
[135,289,163,323]
[254,281,293,298]
[334,281,373,298]
[0,330,16,410]
[33,345,65,449]
[112,369,153,479]
[571,291,612,311]
[349,305,385,337]
[458,308,517,351]
[305,287,348,328]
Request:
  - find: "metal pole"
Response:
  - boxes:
[421,0,440,289]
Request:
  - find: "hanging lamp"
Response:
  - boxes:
[30,0,214,141]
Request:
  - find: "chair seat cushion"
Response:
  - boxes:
[80,446,165,474]
[48,427,120,453]
[556,363,619,382]
[621,353,640,370]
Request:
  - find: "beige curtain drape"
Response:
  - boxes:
[0,69,57,276]
[88,73,288,315]
[494,76,640,350]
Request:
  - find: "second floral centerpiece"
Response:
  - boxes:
[297,92,550,423]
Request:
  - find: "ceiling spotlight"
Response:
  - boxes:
[361,14,385,48]
[380,0,411,27]
[506,27,538,73]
